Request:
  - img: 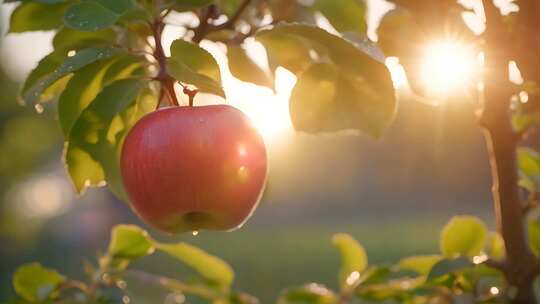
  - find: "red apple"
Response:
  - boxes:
[120,105,267,233]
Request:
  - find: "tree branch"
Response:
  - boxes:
[192,0,252,43]
[152,18,179,106]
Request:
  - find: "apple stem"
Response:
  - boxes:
[182,85,198,107]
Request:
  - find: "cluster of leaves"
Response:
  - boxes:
[9,215,518,303]
[6,0,399,198]
[278,215,510,304]
[9,225,250,304]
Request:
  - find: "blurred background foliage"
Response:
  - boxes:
[0,0,519,302]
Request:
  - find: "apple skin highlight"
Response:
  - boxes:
[121,105,268,233]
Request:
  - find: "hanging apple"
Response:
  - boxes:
[121,105,268,233]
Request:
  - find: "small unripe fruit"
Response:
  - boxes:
[121,105,267,233]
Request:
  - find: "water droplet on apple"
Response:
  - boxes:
[192,230,199,236]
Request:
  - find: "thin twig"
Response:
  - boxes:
[192,0,252,43]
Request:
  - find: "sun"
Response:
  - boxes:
[420,40,479,96]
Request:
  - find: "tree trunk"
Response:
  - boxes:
[481,1,538,302]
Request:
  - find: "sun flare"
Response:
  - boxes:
[420,40,479,96]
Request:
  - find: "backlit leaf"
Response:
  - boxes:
[517,148,540,193]
[528,214,540,256]
[277,284,337,304]
[256,24,395,136]
[332,233,368,289]
[155,242,234,289]
[440,215,487,257]
[108,225,154,259]
[313,0,367,33]
[58,61,112,137]
[170,39,222,83]
[66,78,147,196]
[58,55,143,137]
[227,45,273,88]
[21,47,121,105]
[486,232,505,260]
[397,255,442,276]
[167,59,225,98]
[9,2,69,33]
[256,32,313,74]
[13,263,65,302]
[290,62,395,137]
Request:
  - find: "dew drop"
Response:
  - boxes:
[192,230,199,236]
[34,104,44,114]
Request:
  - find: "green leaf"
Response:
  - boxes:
[64,2,119,31]
[256,32,314,74]
[440,215,487,258]
[528,214,540,256]
[170,39,222,83]
[9,2,69,33]
[154,242,234,289]
[53,27,117,51]
[486,232,505,260]
[277,284,338,304]
[108,225,154,259]
[267,0,316,24]
[290,62,395,137]
[397,255,442,276]
[517,148,540,193]
[13,263,65,302]
[313,0,367,33]
[427,257,473,281]
[94,0,134,14]
[21,47,121,105]
[227,45,273,88]
[217,0,242,16]
[167,59,225,98]
[332,233,368,289]
[58,55,143,137]
[20,51,66,99]
[167,39,224,97]
[257,24,395,137]
[58,61,112,137]
[167,0,215,10]
[65,78,147,196]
